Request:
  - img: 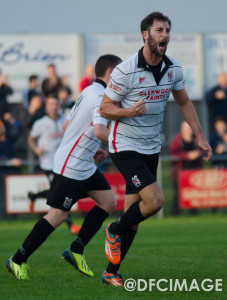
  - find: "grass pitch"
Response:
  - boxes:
[1,215,226,300]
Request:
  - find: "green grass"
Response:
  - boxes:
[1,215,226,300]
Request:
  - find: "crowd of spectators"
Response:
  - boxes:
[1,64,227,217]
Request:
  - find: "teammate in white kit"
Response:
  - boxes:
[100,12,213,286]
[27,95,81,234]
[6,54,122,280]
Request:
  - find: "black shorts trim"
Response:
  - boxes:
[110,151,159,194]
[47,169,111,211]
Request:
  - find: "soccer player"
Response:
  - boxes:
[6,54,122,280]
[100,12,212,286]
[27,95,80,234]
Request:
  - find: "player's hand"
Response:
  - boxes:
[196,137,213,162]
[130,100,147,117]
[93,148,107,163]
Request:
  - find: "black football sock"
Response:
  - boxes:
[66,214,72,228]
[106,262,121,274]
[12,218,54,265]
[32,190,49,200]
[106,228,137,274]
[109,200,145,235]
[70,205,108,254]
[121,228,137,260]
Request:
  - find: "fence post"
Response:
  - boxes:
[157,156,163,218]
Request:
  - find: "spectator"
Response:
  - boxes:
[41,64,62,97]
[0,119,5,137]
[210,117,227,168]
[23,75,40,108]
[57,87,74,116]
[61,75,72,96]
[170,121,203,215]
[206,72,227,133]
[0,70,13,118]
[0,132,23,217]
[3,112,23,144]
[26,95,45,130]
[78,63,95,93]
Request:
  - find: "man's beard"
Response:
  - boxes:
[148,34,167,57]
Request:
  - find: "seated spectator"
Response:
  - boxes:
[23,75,40,108]
[0,119,5,137]
[170,121,203,215]
[0,132,23,217]
[210,117,227,168]
[41,64,62,97]
[206,72,227,133]
[3,112,23,144]
[78,64,95,93]
[0,70,13,118]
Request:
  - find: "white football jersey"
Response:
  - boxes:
[105,48,185,154]
[53,80,108,180]
[30,114,65,170]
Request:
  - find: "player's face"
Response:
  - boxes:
[147,20,170,57]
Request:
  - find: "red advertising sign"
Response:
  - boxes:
[178,169,227,208]
[77,172,126,211]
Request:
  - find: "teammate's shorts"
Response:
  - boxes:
[47,169,111,211]
[110,151,159,195]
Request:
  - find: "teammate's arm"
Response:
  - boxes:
[172,88,212,161]
[100,94,147,120]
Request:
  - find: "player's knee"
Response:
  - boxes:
[60,213,69,223]
[106,197,117,214]
[100,195,116,214]
[45,209,69,228]
[142,194,164,217]
[153,195,164,213]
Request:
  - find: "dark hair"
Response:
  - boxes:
[95,54,122,78]
[214,117,227,124]
[46,94,59,102]
[140,11,172,33]
[48,63,56,69]
[29,75,38,82]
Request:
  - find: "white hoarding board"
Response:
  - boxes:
[84,33,203,100]
[204,33,227,91]
[0,34,82,103]
[167,34,203,100]
[5,174,78,214]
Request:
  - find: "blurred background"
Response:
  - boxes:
[1,0,227,219]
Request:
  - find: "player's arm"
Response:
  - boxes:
[27,135,44,156]
[94,124,109,144]
[0,120,5,137]
[100,94,146,120]
[172,88,212,161]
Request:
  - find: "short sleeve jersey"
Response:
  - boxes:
[53,80,108,180]
[30,114,66,170]
[105,48,185,154]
